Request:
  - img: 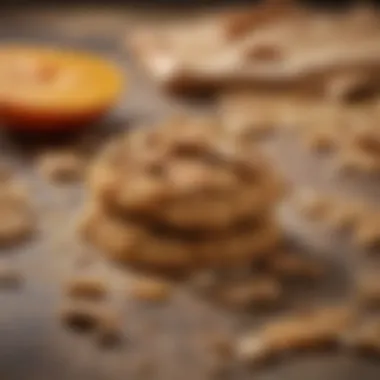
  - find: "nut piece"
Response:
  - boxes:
[37,150,86,183]
[130,277,172,303]
[236,306,354,363]
[66,276,107,300]
[217,277,282,309]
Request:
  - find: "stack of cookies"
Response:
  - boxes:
[80,117,284,272]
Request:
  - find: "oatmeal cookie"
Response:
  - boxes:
[80,203,280,271]
[89,118,284,231]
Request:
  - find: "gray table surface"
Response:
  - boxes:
[0,5,379,380]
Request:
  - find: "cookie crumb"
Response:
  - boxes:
[66,276,107,300]
[130,277,172,303]
[37,150,86,184]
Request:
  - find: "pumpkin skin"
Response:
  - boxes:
[0,46,124,131]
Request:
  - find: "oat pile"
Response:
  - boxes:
[80,117,285,271]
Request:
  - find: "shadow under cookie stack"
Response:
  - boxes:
[80,118,284,272]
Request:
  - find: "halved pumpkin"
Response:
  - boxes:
[0,46,124,130]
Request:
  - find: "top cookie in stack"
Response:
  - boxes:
[80,117,284,271]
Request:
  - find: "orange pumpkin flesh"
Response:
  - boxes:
[0,46,124,131]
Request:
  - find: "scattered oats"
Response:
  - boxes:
[130,277,172,303]
[37,150,86,184]
[218,277,282,309]
[66,276,107,300]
